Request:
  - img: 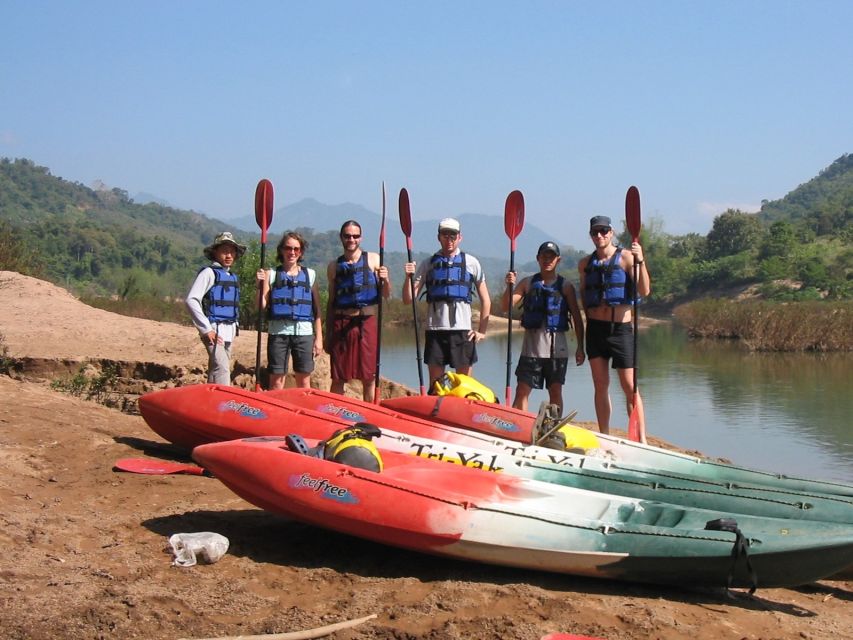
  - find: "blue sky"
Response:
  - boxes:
[2,1,851,249]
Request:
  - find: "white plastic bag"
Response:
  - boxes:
[168,532,229,567]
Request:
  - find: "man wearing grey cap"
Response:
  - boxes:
[578,215,651,443]
[502,241,585,413]
[403,217,491,386]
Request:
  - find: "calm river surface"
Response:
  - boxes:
[376,323,853,484]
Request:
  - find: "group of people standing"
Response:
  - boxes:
[185,213,650,441]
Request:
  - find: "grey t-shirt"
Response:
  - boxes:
[413,252,485,331]
[521,327,569,359]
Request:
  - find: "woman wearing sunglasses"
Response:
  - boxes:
[256,231,323,390]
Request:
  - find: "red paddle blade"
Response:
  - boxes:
[628,405,641,442]
[255,179,275,240]
[504,189,525,241]
[379,181,387,247]
[625,185,641,242]
[398,188,412,236]
[113,458,207,476]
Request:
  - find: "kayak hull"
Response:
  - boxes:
[193,436,853,589]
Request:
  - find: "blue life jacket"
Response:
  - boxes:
[521,274,570,332]
[582,248,635,307]
[269,267,314,321]
[202,266,240,324]
[334,253,379,309]
[425,252,473,303]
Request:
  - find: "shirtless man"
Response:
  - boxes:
[578,215,651,443]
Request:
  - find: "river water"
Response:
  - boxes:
[376,323,853,484]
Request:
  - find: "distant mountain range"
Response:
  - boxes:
[226,197,571,260]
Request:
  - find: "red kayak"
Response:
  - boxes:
[139,384,528,452]
[381,394,538,442]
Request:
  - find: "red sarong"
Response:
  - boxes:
[329,315,378,381]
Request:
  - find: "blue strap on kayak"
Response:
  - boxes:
[285,434,324,458]
[705,518,758,595]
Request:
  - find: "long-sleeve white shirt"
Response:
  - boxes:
[185,263,238,342]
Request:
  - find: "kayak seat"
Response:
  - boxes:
[615,502,688,528]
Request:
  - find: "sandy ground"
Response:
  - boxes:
[0,270,851,640]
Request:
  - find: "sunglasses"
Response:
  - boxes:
[440,231,459,238]
[341,233,361,240]
[590,227,611,236]
[283,246,301,252]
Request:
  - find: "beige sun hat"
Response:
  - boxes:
[204,232,247,260]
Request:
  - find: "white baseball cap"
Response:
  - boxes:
[438,218,461,232]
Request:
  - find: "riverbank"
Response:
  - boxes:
[1,270,851,640]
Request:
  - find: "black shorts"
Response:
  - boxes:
[585,319,634,369]
[267,334,315,374]
[515,356,568,389]
[424,330,478,369]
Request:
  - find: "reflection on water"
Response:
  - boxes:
[378,323,853,483]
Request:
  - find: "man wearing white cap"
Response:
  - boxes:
[403,218,491,386]
[186,231,247,385]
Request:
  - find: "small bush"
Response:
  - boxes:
[0,332,13,374]
[50,363,121,403]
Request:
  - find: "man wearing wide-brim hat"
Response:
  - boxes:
[186,232,248,385]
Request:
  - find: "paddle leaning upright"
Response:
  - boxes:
[625,186,643,442]
[398,188,426,395]
[373,182,387,404]
[253,179,274,391]
[577,200,650,443]
[503,190,525,406]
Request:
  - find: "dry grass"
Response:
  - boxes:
[673,299,852,352]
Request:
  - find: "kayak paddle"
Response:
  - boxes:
[254,178,274,391]
[503,189,525,405]
[625,185,642,442]
[399,188,426,395]
[373,181,387,404]
[113,457,210,476]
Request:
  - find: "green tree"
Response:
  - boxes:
[705,209,762,259]
[0,220,43,276]
[759,221,797,259]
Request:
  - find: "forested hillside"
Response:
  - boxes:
[0,158,243,297]
[759,153,853,232]
[636,153,852,302]
[0,158,542,302]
